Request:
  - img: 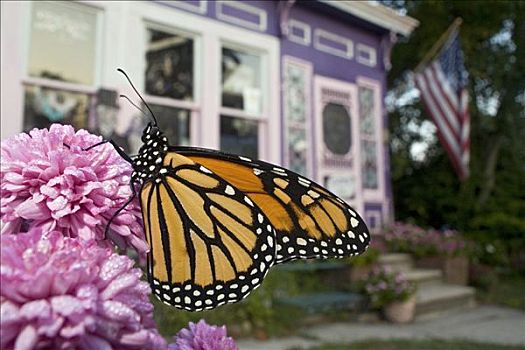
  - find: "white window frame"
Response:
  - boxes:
[357,76,385,203]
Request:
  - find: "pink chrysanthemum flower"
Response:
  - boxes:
[0,229,167,350]
[0,124,148,258]
[168,320,238,350]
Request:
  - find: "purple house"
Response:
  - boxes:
[0,1,418,230]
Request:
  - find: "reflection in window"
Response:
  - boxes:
[145,28,194,101]
[28,1,98,85]
[23,85,90,132]
[222,48,261,114]
[322,103,351,155]
[220,116,258,159]
[148,105,191,147]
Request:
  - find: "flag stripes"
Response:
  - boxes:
[415,31,470,181]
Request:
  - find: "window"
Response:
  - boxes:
[220,116,258,159]
[220,46,263,158]
[359,86,379,190]
[28,1,99,85]
[283,57,312,177]
[322,103,351,155]
[221,47,261,114]
[23,86,91,131]
[145,28,194,101]
[150,105,191,146]
[144,25,196,150]
[23,1,100,134]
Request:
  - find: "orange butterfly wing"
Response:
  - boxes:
[173,147,371,264]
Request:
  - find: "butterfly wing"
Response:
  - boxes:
[141,152,276,311]
[173,147,370,264]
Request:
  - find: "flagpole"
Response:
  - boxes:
[414,17,463,73]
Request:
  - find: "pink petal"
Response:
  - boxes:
[14,325,37,350]
[15,198,49,220]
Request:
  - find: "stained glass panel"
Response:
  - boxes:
[359,86,375,136]
[361,140,378,189]
[288,127,308,175]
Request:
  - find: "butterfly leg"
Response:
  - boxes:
[63,139,133,164]
[84,139,134,164]
[104,181,138,239]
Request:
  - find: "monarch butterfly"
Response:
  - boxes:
[94,69,370,312]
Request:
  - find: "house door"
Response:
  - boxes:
[314,76,363,215]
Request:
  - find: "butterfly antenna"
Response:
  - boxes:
[117,68,158,126]
[119,94,150,119]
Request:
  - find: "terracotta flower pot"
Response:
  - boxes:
[383,296,416,323]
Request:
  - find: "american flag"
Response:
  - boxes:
[415,30,470,180]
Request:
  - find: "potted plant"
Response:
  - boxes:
[346,240,382,282]
[363,267,417,323]
[384,223,470,285]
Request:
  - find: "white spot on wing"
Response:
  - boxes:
[225,185,235,195]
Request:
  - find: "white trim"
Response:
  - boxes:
[157,0,207,15]
[319,0,419,36]
[216,0,267,32]
[219,106,265,121]
[287,19,311,46]
[314,29,353,60]
[21,77,97,94]
[144,94,199,112]
[357,76,386,203]
[356,43,377,67]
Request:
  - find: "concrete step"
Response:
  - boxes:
[405,269,442,287]
[377,253,413,272]
[415,283,476,320]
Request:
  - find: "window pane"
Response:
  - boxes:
[222,48,261,114]
[28,1,98,85]
[220,116,258,159]
[322,103,351,155]
[149,105,191,147]
[145,28,194,101]
[23,85,91,132]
